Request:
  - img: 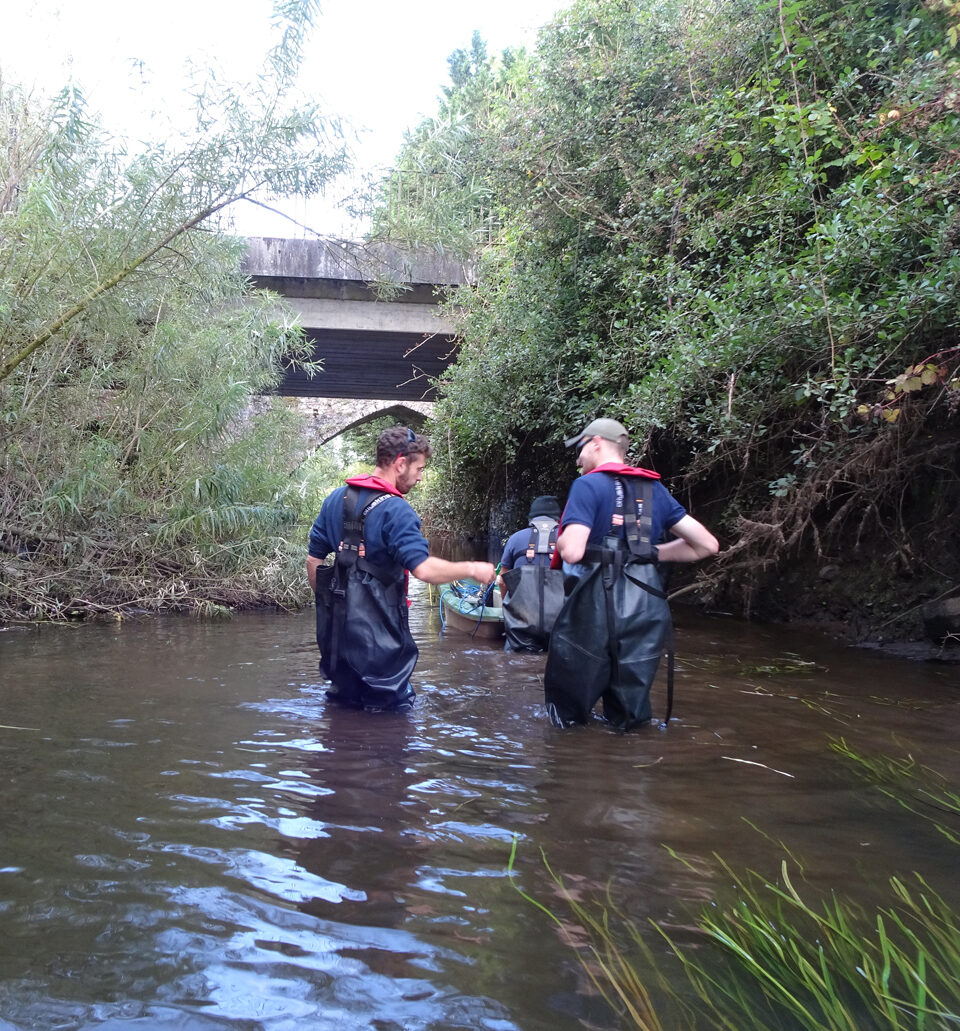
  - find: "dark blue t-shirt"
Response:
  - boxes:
[500,523,558,569]
[308,485,430,572]
[562,473,687,547]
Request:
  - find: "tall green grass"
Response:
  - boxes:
[831,738,960,846]
[509,741,960,1030]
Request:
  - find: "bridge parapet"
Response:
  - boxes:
[243,237,473,290]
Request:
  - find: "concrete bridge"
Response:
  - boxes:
[243,237,472,446]
[243,237,471,397]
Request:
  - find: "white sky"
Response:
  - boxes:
[1,0,567,237]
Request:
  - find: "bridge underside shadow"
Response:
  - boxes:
[243,237,469,445]
[280,328,457,402]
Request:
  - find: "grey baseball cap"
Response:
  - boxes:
[564,417,629,449]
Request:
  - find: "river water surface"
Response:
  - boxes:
[1,588,958,1030]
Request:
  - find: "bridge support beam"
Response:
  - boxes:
[243,237,470,402]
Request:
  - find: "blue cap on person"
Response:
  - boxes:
[563,418,629,449]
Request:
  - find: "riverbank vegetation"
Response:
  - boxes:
[511,739,960,1029]
[0,1,343,622]
[375,0,960,640]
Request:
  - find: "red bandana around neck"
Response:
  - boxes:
[344,474,404,497]
[586,462,660,479]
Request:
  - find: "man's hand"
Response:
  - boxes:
[469,562,497,585]
[306,556,322,592]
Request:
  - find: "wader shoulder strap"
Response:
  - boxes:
[336,487,399,586]
[617,477,655,560]
[582,477,658,570]
[661,622,675,729]
[525,521,558,561]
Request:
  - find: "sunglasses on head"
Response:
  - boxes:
[400,427,417,456]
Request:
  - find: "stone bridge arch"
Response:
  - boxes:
[285,396,434,449]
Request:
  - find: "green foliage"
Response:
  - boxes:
[0,1,349,620]
[369,32,529,252]
[340,414,400,465]
[375,0,960,619]
[670,859,960,1031]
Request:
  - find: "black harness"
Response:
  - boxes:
[501,517,564,653]
[324,486,404,675]
[586,476,675,727]
[524,519,558,562]
[332,487,399,589]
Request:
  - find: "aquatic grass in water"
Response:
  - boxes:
[507,837,668,1031]
[735,654,826,677]
[831,738,960,846]
[666,860,960,1031]
[509,745,960,1030]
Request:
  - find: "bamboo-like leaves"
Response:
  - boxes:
[0,2,343,620]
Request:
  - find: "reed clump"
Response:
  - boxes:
[510,741,960,1030]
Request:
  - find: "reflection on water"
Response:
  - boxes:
[1,584,958,1029]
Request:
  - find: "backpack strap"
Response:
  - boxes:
[525,518,559,561]
[334,487,399,588]
[618,476,656,561]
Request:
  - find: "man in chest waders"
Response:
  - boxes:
[499,495,565,653]
[545,418,718,730]
[307,426,497,712]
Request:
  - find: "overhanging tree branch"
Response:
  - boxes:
[0,190,247,383]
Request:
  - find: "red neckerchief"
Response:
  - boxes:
[586,462,661,479]
[550,463,660,568]
[343,474,411,603]
[344,474,403,497]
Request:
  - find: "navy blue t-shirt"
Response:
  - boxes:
[308,485,430,572]
[562,472,687,547]
[500,523,558,569]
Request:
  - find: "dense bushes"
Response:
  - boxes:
[377,0,960,634]
[0,1,346,621]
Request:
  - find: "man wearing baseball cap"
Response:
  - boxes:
[544,417,718,729]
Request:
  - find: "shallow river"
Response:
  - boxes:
[1,587,958,1030]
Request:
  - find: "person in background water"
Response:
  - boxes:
[545,417,719,730]
[307,426,496,712]
[498,495,566,653]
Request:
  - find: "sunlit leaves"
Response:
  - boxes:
[374,0,960,615]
